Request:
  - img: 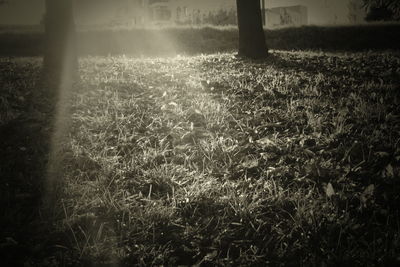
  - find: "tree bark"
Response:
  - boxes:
[236,0,268,59]
[261,0,266,26]
[43,0,77,90]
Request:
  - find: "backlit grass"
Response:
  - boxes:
[1,50,400,265]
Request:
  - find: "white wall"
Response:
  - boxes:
[0,0,45,25]
[267,0,365,25]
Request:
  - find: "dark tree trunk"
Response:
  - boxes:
[43,0,77,90]
[261,0,266,26]
[236,0,268,59]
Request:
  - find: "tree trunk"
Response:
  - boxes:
[236,0,268,59]
[43,0,77,90]
[42,0,78,201]
[261,0,266,26]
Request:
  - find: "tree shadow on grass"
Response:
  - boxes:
[233,50,397,80]
[0,60,70,265]
[262,51,399,84]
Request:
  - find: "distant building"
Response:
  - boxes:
[347,0,366,24]
[73,0,236,27]
[145,0,308,27]
[73,0,150,27]
[264,5,308,28]
[0,0,367,27]
[71,0,364,29]
[148,0,236,26]
[148,0,176,25]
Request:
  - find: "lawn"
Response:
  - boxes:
[1,50,400,266]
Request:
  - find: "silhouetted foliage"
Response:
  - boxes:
[363,0,400,21]
[366,6,394,21]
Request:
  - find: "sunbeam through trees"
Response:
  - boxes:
[1,0,400,266]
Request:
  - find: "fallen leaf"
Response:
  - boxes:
[241,158,259,169]
[375,151,390,157]
[326,182,335,198]
[256,137,276,147]
[204,250,218,261]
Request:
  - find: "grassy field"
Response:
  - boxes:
[1,50,400,266]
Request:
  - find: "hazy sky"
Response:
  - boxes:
[0,0,360,25]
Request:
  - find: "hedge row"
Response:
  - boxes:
[0,23,399,56]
